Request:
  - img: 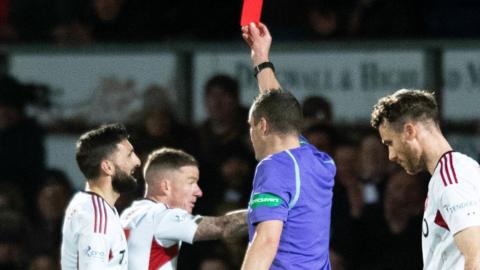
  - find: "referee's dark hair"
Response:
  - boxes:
[250,90,303,135]
[76,123,129,180]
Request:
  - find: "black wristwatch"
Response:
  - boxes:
[253,62,275,78]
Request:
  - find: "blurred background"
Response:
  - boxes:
[0,0,479,269]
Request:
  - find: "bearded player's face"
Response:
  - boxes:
[379,121,425,175]
[110,140,141,193]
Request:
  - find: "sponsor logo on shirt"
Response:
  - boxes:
[250,193,283,209]
[443,200,478,214]
[85,246,106,261]
[172,213,188,222]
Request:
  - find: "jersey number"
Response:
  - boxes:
[119,250,125,264]
[422,218,429,237]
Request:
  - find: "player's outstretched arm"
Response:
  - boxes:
[454,226,480,270]
[193,209,248,242]
[241,220,283,270]
[242,22,281,93]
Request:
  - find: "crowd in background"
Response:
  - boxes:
[0,0,480,44]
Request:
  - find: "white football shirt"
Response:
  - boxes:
[120,199,200,270]
[422,151,480,270]
[61,192,128,270]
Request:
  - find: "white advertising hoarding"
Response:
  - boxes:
[193,51,426,123]
[10,52,178,126]
[443,50,480,121]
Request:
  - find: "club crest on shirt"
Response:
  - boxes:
[172,213,188,222]
[85,246,106,261]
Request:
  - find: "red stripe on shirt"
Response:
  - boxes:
[448,152,458,184]
[102,199,108,234]
[148,240,179,270]
[91,195,98,233]
[443,155,454,185]
[97,196,103,235]
[439,158,448,186]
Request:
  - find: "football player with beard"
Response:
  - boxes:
[61,123,141,270]
[371,90,480,270]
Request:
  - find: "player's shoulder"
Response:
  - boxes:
[121,199,162,227]
[149,205,197,229]
[63,192,99,232]
[65,192,110,226]
[65,192,93,216]
[433,151,480,189]
[158,207,194,222]
[451,152,479,168]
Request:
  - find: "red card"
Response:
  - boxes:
[240,0,263,26]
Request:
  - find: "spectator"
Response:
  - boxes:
[195,74,253,214]
[330,249,347,270]
[300,0,353,40]
[9,0,83,42]
[302,95,333,126]
[334,132,392,269]
[130,85,196,161]
[0,182,26,213]
[29,169,73,257]
[0,75,49,216]
[357,131,391,206]
[199,254,231,270]
[29,253,60,270]
[189,0,242,40]
[330,139,362,268]
[369,170,427,270]
[348,0,424,38]
[0,210,29,270]
[0,0,17,42]
[303,122,337,155]
[425,0,480,38]
[215,156,252,215]
[55,0,153,44]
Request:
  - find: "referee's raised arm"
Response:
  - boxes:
[242,22,281,93]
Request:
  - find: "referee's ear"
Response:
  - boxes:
[259,117,269,135]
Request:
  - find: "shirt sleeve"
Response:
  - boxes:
[77,212,111,270]
[153,208,199,244]
[249,158,294,225]
[439,169,480,235]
